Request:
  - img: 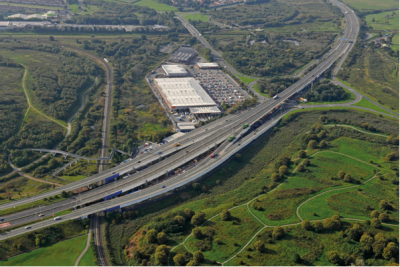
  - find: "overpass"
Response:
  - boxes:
[0,0,360,239]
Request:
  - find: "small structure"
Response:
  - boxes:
[168,46,197,64]
[177,122,196,132]
[195,62,219,69]
[162,64,188,77]
[0,21,11,30]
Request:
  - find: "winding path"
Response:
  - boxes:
[168,150,398,266]
[75,218,93,266]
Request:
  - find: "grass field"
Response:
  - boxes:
[60,160,99,182]
[0,3,59,10]
[185,207,262,262]
[365,10,399,31]
[253,83,269,98]
[391,33,399,52]
[352,98,394,115]
[184,13,209,22]
[236,74,257,84]
[69,3,81,13]
[133,0,177,11]
[78,239,96,266]
[267,21,340,33]
[79,5,100,15]
[341,0,398,12]
[0,235,87,266]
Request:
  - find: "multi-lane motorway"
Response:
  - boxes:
[0,1,360,240]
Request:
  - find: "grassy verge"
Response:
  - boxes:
[253,83,269,98]
[236,75,257,84]
[352,98,394,115]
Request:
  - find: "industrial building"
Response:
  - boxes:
[168,46,197,64]
[161,64,188,77]
[195,63,219,69]
[154,77,219,113]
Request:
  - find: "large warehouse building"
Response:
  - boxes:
[161,64,188,77]
[195,63,219,69]
[154,77,220,113]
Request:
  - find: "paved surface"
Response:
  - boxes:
[74,219,92,266]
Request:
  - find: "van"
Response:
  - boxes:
[25,226,31,229]
[54,216,61,220]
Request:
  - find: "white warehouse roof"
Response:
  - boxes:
[155,78,216,107]
[162,65,188,76]
[190,106,221,114]
[196,63,219,68]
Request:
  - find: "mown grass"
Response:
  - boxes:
[352,98,395,115]
[0,235,87,266]
[236,75,257,84]
[0,2,59,10]
[184,13,209,22]
[341,0,398,12]
[185,207,262,262]
[78,240,96,266]
[69,3,81,13]
[133,0,177,11]
[391,33,399,52]
[253,83,269,98]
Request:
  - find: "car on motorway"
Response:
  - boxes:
[25,226,31,229]
[54,216,61,220]
[0,218,3,221]
[112,171,116,174]
[162,185,166,188]
[38,214,44,217]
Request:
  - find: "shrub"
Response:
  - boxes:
[173,254,186,266]
[193,251,204,263]
[378,213,389,222]
[183,209,195,220]
[254,241,265,253]
[379,200,390,210]
[146,229,158,244]
[192,183,201,191]
[279,165,288,176]
[319,140,327,148]
[303,159,310,166]
[298,150,306,158]
[302,220,312,230]
[272,226,284,239]
[343,174,352,182]
[360,234,374,247]
[221,209,231,221]
[271,173,280,181]
[292,253,301,263]
[297,164,305,172]
[175,215,186,226]
[192,227,202,239]
[323,218,341,230]
[191,212,206,225]
[371,218,381,229]
[327,251,341,264]
[154,251,167,265]
[157,232,167,244]
[308,140,318,149]
[370,210,380,218]
[313,221,323,232]
[337,171,345,179]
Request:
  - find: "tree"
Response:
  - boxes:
[146,229,158,243]
[360,234,374,247]
[49,36,55,41]
[271,173,280,181]
[155,251,167,265]
[308,140,318,149]
[157,232,168,244]
[192,227,202,239]
[174,254,186,266]
[186,260,197,266]
[272,226,284,239]
[319,140,327,148]
[61,191,68,198]
[221,209,231,221]
[371,218,381,228]
[379,200,390,210]
[323,218,341,230]
[302,220,312,230]
[327,251,341,264]
[303,159,311,166]
[191,212,206,225]
[277,165,288,176]
[297,164,305,172]
[317,130,326,139]
[183,209,195,220]
[192,183,201,191]
[383,242,398,260]
[370,210,380,218]
[343,174,352,183]
[156,245,169,254]
[337,171,345,179]
[372,17,375,22]
[298,150,306,158]
[254,241,265,253]
[292,253,301,263]
[193,251,204,263]
[378,213,389,222]
[175,215,186,226]
[313,221,323,232]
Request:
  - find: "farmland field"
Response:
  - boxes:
[184,13,210,22]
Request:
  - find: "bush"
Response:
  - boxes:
[337,170,345,179]
[254,241,265,253]
[379,200,390,210]
[297,164,305,172]
[371,218,381,228]
[272,226,284,239]
[183,209,195,220]
[303,159,310,166]
[302,220,312,230]
[271,173,280,181]
[279,165,288,176]
[298,150,306,158]
[221,209,231,221]
[175,215,186,226]
[173,254,186,266]
[370,210,380,218]
[378,213,389,222]
[308,140,318,149]
[192,227,202,239]
[146,229,158,244]
[327,251,341,264]
[313,221,323,232]
[292,253,301,263]
[193,251,204,263]
[323,218,341,230]
[360,234,374,247]
[157,232,167,244]
[191,212,206,225]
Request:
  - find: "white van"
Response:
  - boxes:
[54,216,61,220]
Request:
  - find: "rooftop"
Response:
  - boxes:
[196,63,219,68]
[162,64,188,76]
[155,78,216,107]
